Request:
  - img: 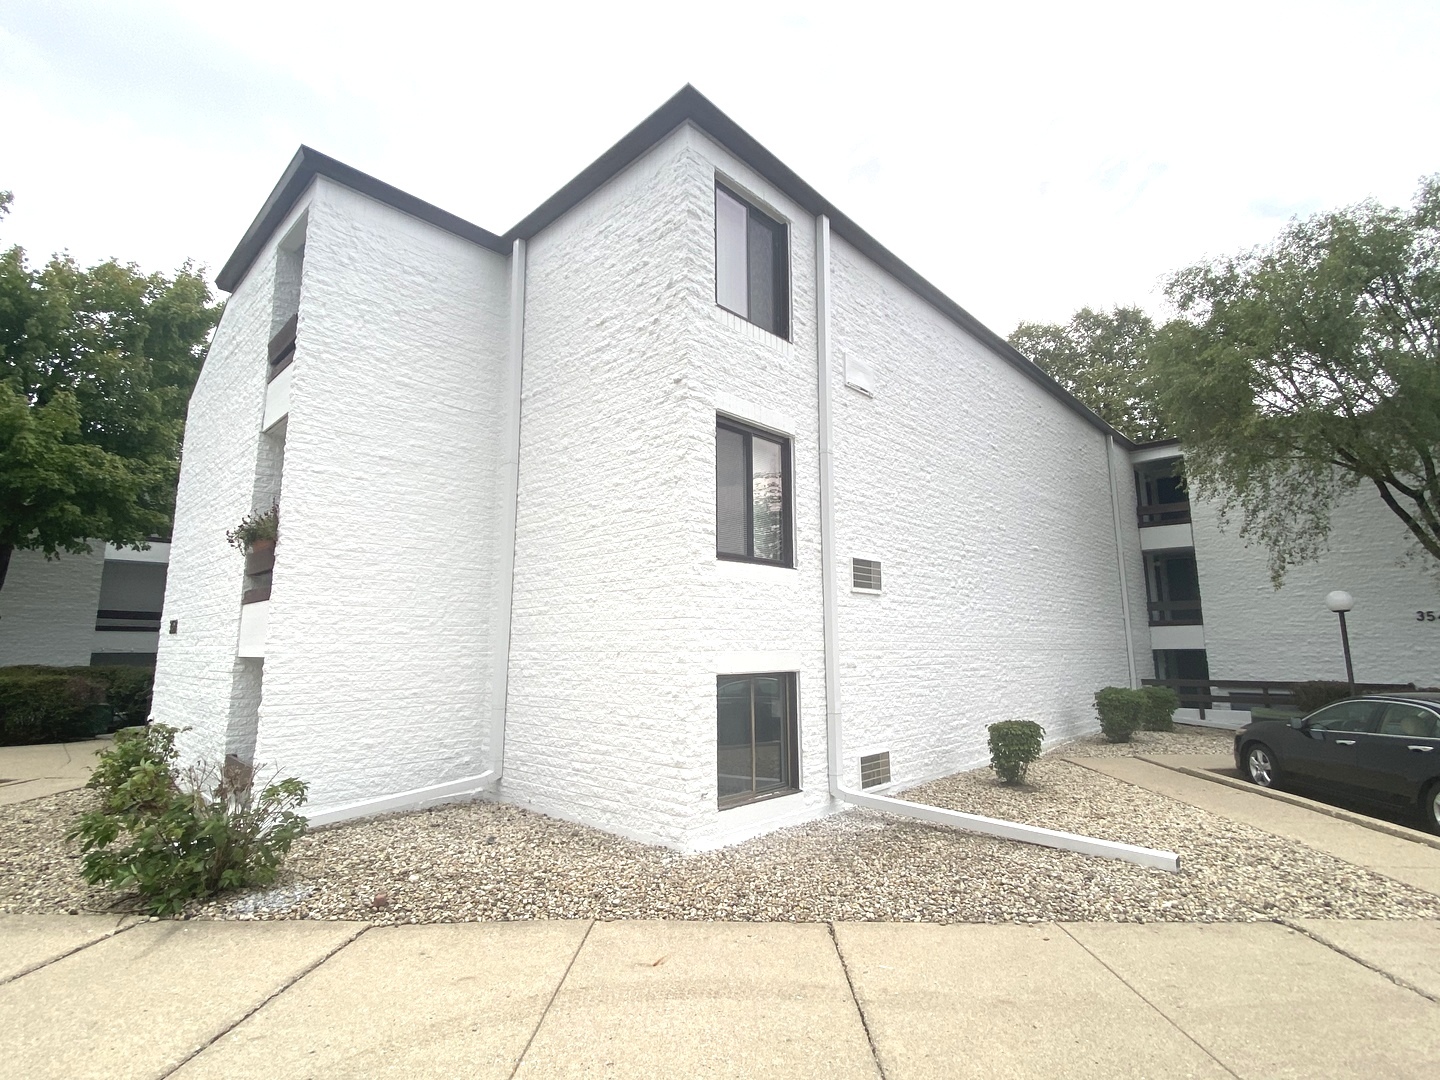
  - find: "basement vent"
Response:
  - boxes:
[860,752,891,788]
[852,558,882,592]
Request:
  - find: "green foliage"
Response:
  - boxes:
[1150,175,1440,583]
[987,720,1046,784]
[1094,687,1146,742]
[90,665,154,728]
[1139,685,1180,731]
[0,193,221,590]
[225,502,279,552]
[0,668,109,744]
[1009,306,1168,442]
[1291,680,1353,714]
[71,725,309,916]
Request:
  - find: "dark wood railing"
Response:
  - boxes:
[1147,600,1203,626]
[1137,499,1191,527]
[1142,678,1418,720]
[268,313,297,382]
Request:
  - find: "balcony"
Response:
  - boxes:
[1137,498,1191,528]
[263,314,296,430]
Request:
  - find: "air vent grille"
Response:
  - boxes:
[852,558,882,591]
[860,751,891,788]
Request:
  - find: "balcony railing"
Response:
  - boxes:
[1148,599,1203,626]
[268,313,297,383]
[95,609,162,633]
[1137,499,1191,527]
[1142,678,1418,720]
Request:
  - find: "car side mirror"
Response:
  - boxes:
[1291,717,1310,731]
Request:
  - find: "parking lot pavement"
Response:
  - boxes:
[1070,755,1440,895]
[3,916,1438,1079]
[0,738,108,806]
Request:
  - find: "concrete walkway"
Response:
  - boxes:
[0,738,108,805]
[1,914,1437,1079]
[1070,754,1440,895]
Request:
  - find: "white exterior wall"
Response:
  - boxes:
[1193,485,1440,687]
[253,178,510,813]
[502,129,720,848]
[0,548,105,666]
[152,196,295,765]
[825,236,1139,786]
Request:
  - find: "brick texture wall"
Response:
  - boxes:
[0,548,105,666]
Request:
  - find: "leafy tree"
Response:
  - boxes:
[0,191,220,590]
[1009,306,1168,442]
[1151,176,1440,584]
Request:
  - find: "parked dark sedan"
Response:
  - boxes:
[1234,692,1440,832]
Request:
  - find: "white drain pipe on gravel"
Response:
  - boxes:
[812,213,1178,874]
[308,240,530,828]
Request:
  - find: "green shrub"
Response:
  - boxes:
[0,669,110,745]
[91,666,154,728]
[1139,685,1180,731]
[1291,681,1352,714]
[70,725,309,916]
[987,720,1046,784]
[1094,687,1146,742]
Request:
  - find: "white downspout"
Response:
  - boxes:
[813,214,1177,873]
[1106,433,1140,688]
[308,239,528,828]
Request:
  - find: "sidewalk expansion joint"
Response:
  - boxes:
[827,922,888,1080]
[156,921,371,1079]
[1279,918,1440,1004]
[0,915,140,987]
[1056,924,1241,1080]
[507,918,594,1080]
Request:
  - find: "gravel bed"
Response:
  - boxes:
[3,727,1436,924]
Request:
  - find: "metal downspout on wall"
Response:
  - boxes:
[1106,433,1140,689]
[307,239,528,828]
[813,214,1178,873]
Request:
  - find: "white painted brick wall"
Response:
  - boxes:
[826,235,1138,789]
[1192,485,1440,686]
[0,547,105,666]
[252,178,511,814]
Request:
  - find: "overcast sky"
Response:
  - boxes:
[2,0,1437,334]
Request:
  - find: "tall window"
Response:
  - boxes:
[716,418,792,566]
[715,184,790,339]
[717,673,799,808]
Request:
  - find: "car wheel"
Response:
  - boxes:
[1245,742,1278,788]
[1424,781,1440,834]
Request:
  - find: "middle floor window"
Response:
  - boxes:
[716,417,793,566]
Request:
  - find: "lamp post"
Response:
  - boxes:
[1326,590,1356,697]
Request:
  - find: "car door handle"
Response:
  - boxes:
[1408,745,1434,753]
[1335,739,1357,746]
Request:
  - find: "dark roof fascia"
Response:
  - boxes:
[500,84,1132,448]
[1129,437,1182,451]
[215,146,508,292]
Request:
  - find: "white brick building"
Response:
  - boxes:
[153,87,1440,850]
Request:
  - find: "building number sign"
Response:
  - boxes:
[1419,611,1438,622]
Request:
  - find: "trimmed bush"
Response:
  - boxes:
[1291,681,1352,714]
[91,666,154,728]
[988,720,1045,784]
[1139,685,1180,731]
[0,669,109,745]
[71,725,309,916]
[1094,686,1146,742]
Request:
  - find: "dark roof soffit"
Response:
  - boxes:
[214,147,508,291]
[216,86,1129,446]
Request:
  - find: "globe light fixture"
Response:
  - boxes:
[1325,591,1356,695]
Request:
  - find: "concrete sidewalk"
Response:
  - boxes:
[2,914,1438,1079]
[1070,754,1440,896]
[0,738,108,805]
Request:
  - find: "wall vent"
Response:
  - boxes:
[860,751,891,788]
[852,558,882,591]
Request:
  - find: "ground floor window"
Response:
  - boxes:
[717,672,798,808]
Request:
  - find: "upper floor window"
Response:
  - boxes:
[716,417,792,566]
[715,184,790,339]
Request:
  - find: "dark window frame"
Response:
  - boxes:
[715,416,794,568]
[716,671,800,810]
[714,181,792,340]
